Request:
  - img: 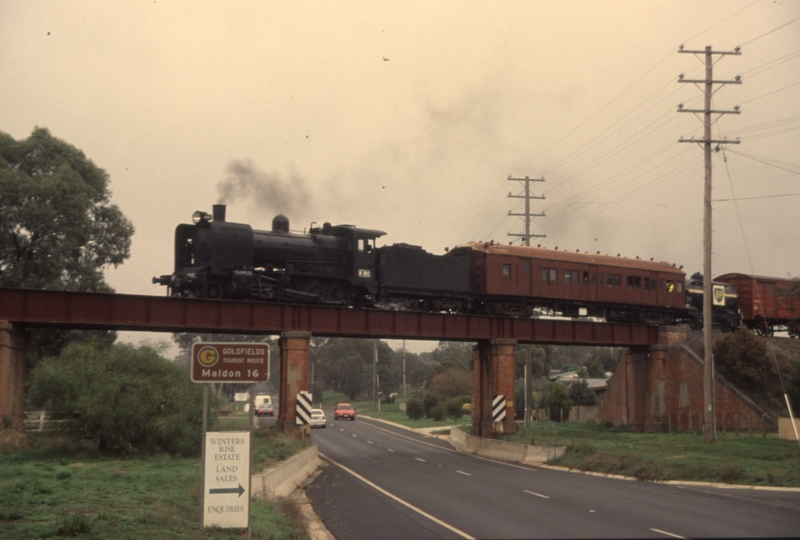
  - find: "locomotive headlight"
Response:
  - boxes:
[192,210,211,224]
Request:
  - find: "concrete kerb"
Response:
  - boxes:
[251,445,321,500]
[448,425,566,464]
[250,444,336,540]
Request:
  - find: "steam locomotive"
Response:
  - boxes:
[153,204,743,331]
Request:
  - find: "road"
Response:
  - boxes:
[306,413,800,539]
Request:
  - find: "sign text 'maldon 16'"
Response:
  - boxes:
[191,342,270,383]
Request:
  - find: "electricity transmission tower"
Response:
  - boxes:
[507,175,546,427]
[677,44,741,443]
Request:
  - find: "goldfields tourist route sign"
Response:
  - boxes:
[191,342,270,383]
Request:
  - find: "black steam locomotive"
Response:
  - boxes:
[153,204,472,311]
[154,204,741,331]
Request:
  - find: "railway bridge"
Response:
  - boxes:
[0,287,661,438]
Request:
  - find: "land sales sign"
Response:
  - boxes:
[191,342,269,383]
[203,431,250,528]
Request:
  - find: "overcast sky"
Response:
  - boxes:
[2,1,799,353]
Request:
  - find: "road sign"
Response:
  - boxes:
[492,395,507,422]
[203,431,250,528]
[191,342,269,383]
[296,391,312,425]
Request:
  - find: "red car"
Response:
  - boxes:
[333,403,356,421]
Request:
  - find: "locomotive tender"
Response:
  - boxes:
[153,205,741,331]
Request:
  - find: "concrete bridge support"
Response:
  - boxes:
[277,331,311,438]
[472,338,517,437]
[0,322,28,432]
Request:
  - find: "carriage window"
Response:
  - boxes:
[677,282,683,293]
[502,264,511,279]
[627,276,642,289]
[523,260,530,274]
[542,267,557,282]
[666,281,675,293]
[607,274,621,287]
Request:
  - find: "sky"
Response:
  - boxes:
[2,1,799,354]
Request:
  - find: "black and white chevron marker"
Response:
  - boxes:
[295,391,312,425]
[492,395,507,422]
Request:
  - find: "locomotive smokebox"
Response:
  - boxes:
[212,204,226,223]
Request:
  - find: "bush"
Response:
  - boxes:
[445,398,464,421]
[544,383,573,422]
[27,340,209,455]
[405,399,425,420]
[431,403,446,421]
[423,394,439,418]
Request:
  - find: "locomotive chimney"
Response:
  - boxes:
[212,204,226,223]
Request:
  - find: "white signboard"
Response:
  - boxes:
[234,393,249,402]
[203,431,250,528]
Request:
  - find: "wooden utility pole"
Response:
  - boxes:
[507,176,545,427]
[678,45,741,443]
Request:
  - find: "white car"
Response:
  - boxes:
[309,409,327,428]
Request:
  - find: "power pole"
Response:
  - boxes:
[507,176,546,427]
[507,176,546,247]
[678,45,741,443]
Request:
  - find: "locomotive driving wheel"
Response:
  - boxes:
[301,279,327,302]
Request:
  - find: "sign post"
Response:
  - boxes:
[193,342,270,534]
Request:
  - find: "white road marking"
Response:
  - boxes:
[456,470,471,476]
[651,529,687,539]
[352,434,358,438]
[415,457,426,462]
[523,490,550,499]
[362,421,538,471]
[387,448,395,452]
[319,452,475,540]
[368,441,373,445]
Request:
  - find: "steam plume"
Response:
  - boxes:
[217,159,312,218]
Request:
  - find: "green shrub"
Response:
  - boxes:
[405,399,425,420]
[445,398,464,421]
[423,394,439,418]
[28,340,209,456]
[431,403,446,421]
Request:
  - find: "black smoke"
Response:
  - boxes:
[217,159,312,219]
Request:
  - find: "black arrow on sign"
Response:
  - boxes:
[209,484,245,497]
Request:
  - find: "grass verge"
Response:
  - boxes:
[0,425,309,539]
[500,421,800,487]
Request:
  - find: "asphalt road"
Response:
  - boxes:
[307,414,800,540]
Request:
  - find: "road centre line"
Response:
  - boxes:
[523,490,550,499]
[456,470,471,476]
[361,421,538,471]
[415,457,426,462]
[651,529,687,539]
[319,452,475,540]
[387,448,395,452]
[368,441,373,444]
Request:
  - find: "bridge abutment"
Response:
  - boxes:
[0,322,28,432]
[600,326,771,432]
